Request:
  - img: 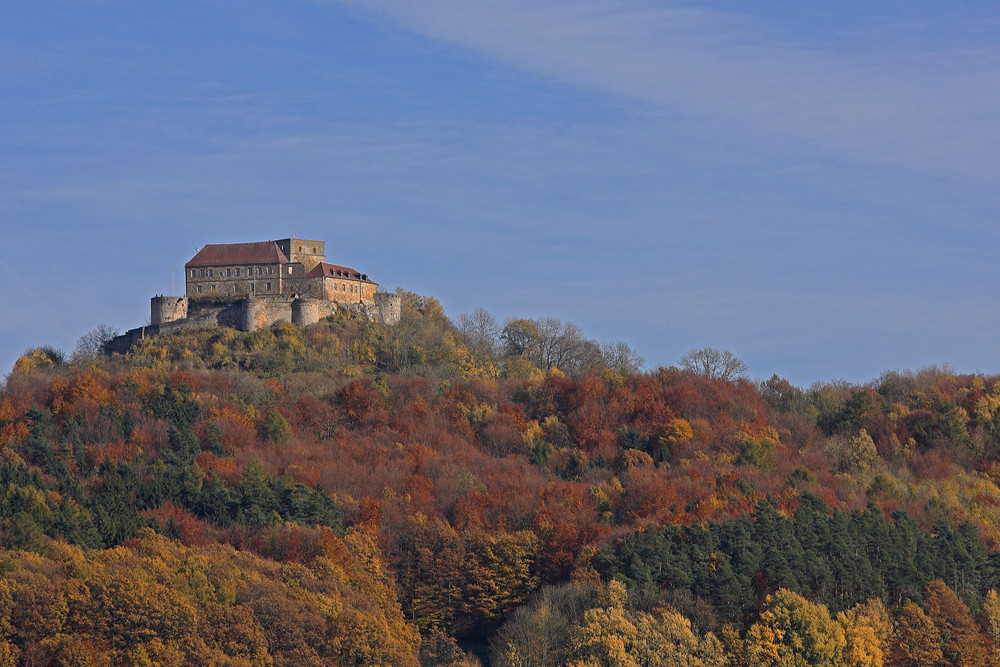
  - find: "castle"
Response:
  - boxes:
[109,238,400,353]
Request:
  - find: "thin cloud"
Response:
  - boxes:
[329,0,1000,181]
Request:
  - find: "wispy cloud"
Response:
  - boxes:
[329,0,1000,181]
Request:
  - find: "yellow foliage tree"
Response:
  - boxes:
[743,588,846,667]
[837,598,892,667]
[890,600,943,667]
[984,589,1000,647]
[0,528,420,666]
[566,581,725,667]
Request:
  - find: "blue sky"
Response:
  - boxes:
[2,1,999,386]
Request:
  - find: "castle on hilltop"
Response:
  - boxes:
[109,237,400,353]
[184,238,380,304]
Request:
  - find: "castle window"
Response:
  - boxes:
[190,270,195,278]
[266,282,272,291]
[311,247,315,253]
[298,246,302,252]
[200,269,205,278]
[257,267,262,275]
[197,286,202,294]
[233,285,238,292]
[234,268,240,276]
[226,268,231,277]
[288,267,293,275]
[211,284,216,291]
[208,269,213,277]
[267,266,273,275]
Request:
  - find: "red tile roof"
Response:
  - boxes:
[306,262,375,283]
[186,242,289,267]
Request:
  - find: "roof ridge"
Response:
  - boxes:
[186,240,289,267]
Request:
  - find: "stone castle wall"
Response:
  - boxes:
[151,296,187,326]
[242,298,293,332]
[292,299,328,326]
[109,292,401,355]
[372,292,401,325]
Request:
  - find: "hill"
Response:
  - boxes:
[2,291,1000,665]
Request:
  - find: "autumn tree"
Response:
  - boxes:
[743,588,846,667]
[840,429,878,472]
[983,589,1000,647]
[679,348,747,382]
[890,600,943,667]
[923,579,989,667]
[601,341,645,376]
[73,324,120,361]
[457,308,502,370]
[490,581,603,667]
[566,581,725,667]
[837,598,892,667]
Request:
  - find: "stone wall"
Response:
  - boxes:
[110,291,400,356]
[319,276,378,304]
[373,292,401,326]
[186,264,282,299]
[151,296,188,326]
[276,238,325,272]
[242,297,293,332]
[187,300,244,329]
[292,299,334,327]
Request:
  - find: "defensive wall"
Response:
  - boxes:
[107,292,401,355]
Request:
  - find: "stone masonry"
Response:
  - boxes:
[107,237,401,354]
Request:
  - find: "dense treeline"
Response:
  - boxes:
[601,496,998,627]
[3,292,1000,663]
[491,578,1000,666]
[0,528,418,665]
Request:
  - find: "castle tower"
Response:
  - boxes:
[275,238,325,272]
[151,296,188,326]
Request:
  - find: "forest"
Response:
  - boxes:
[2,292,1000,665]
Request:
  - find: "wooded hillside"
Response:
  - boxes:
[2,293,1000,665]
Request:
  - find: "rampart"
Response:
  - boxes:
[107,292,402,355]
